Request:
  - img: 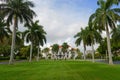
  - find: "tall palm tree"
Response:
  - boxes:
[74,28,87,60]
[24,20,46,62]
[89,0,120,64]
[61,43,69,59]
[34,21,46,61]
[85,26,102,62]
[0,0,36,64]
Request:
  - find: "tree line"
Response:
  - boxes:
[0,0,46,64]
[74,0,120,65]
[0,0,120,65]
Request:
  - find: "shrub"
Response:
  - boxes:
[0,56,9,60]
[113,56,120,61]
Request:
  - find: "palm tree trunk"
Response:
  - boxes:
[83,43,86,60]
[36,46,40,61]
[29,42,33,62]
[105,25,113,65]
[9,15,17,64]
[91,42,95,63]
[106,50,108,60]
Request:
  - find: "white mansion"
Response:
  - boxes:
[42,46,78,60]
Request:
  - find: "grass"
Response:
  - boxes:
[0,60,120,80]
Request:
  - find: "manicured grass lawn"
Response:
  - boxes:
[0,60,120,80]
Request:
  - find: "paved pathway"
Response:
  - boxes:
[0,60,27,64]
[95,59,120,64]
[0,59,120,64]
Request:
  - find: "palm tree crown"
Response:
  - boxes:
[52,44,59,54]
[2,0,36,26]
[85,26,102,46]
[24,20,46,46]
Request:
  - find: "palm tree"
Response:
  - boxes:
[85,26,102,62]
[61,43,69,59]
[34,21,46,61]
[24,20,46,62]
[52,44,59,54]
[0,0,36,64]
[74,28,87,60]
[51,44,59,59]
[62,42,69,54]
[89,0,120,64]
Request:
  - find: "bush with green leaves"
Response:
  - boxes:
[0,45,10,60]
[113,56,120,61]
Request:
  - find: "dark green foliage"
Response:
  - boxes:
[97,38,107,55]
[84,26,102,46]
[0,17,10,43]
[0,56,9,60]
[95,52,102,59]
[24,20,46,47]
[76,49,82,59]
[0,45,11,57]
[19,46,30,59]
[52,44,59,54]
[89,0,120,31]
[43,47,49,53]
[74,28,87,48]
[86,53,92,59]
[110,25,120,56]
[17,46,37,60]
[113,56,120,61]
[62,42,69,53]
[111,25,120,44]
[1,0,36,26]
[97,36,120,58]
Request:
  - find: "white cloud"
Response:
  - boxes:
[19,0,97,52]
[0,0,101,52]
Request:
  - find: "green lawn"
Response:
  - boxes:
[0,60,120,80]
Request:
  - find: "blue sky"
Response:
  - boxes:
[0,0,119,51]
[27,0,100,50]
[52,0,98,11]
[21,0,119,50]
